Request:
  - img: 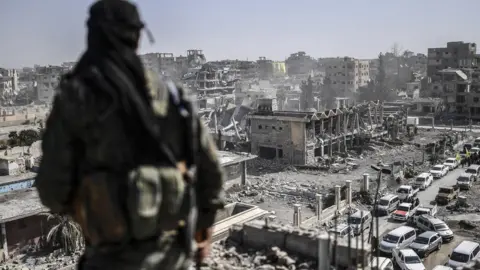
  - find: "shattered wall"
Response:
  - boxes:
[250,118,307,164]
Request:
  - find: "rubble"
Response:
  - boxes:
[198,241,315,270]
[0,248,81,270]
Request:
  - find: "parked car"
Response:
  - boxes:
[447,241,480,269]
[393,200,420,222]
[328,224,354,239]
[435,186,459,205]
[470,147,480,154]
[457,173,475,190]
[371,257,394,270]
[378,226,417,254]
[396,185,419,202]
[407,204,438,225]
[474,138,480,148]
[392,248,426,270]
[347,210,372,235]
[408,231,442,258]
[465,164,480,181]
[430,164,449,178]
[376,194,400,216]
[414,215,454,242]
[414,172,433,190]
[443,158,459,170]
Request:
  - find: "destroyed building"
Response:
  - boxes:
[248,98,406,165]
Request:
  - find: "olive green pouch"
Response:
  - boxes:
[127,166,185,240]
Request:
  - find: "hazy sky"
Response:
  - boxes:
[1,0,479,68]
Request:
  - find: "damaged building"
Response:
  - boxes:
[248,98,407,165]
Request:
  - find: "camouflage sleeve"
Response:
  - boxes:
[195,117,225,230]
[36,95,78,214]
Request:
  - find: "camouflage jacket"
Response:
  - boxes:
[36,71,225,231]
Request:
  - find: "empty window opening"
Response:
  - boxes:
[259,146,276,159]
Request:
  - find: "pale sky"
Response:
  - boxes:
[1,0,479,68]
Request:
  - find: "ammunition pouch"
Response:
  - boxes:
[126,165,187,240]
[72,163,194,247]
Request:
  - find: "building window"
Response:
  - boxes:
[279,127,283,130]
[258,125,262,129]
[278,148,284,158]
[474,97,479,103]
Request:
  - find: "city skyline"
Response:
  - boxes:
[1,0,480,68]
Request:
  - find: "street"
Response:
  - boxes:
[418,125,480,133]
[357,165,468,269]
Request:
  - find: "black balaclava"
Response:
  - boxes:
[70,0,173,164]
[74,0,150,108]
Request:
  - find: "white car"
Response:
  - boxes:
[392,249,425,270]
[430,164,449,179]
[471,147,480,154]
[443,158,459,170]
[413,173,433,190]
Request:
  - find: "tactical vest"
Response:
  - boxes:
[64,71,197,249]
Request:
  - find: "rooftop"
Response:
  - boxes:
[218,151,257,167]
[0,188,46,223]
[0,171,36,185]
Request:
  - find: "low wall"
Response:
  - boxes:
[301,200,349,228]
[236,220,371,268]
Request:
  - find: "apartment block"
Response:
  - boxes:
[285,51,316,76]
[257,57,274,79]
[0,69,18,104]
[34,65,66,104]
[140,49,206,77]
[434,68,480,118]
[427,41,479,81]
[325,57,370,94]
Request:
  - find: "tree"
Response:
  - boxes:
[7,129,40,148]
[40,213,84,254]
[7,131,18,147]
[18,129,40,146]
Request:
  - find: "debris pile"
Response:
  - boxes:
[1,249,81,270]
[199,242,315,270]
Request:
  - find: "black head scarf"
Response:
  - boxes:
[69,0,176,164]
[74,0,151,109]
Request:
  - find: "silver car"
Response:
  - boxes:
[409,231,442,258]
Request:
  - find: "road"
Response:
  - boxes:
[418,125,480,133]
[358,165,467,269]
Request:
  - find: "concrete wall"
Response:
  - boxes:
[250,118,307,164]
[4,215,49,257]
[236,220,371,268]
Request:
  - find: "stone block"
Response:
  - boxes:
[285,230,319,258]
[242,220,286,249]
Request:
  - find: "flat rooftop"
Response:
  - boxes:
[0,188,46,223]
[0,172,36,185]
[218,151,257,167]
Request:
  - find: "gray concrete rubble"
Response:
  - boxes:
[0,249,80,270]
[198,219,371,270]
[225,129,467,224]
